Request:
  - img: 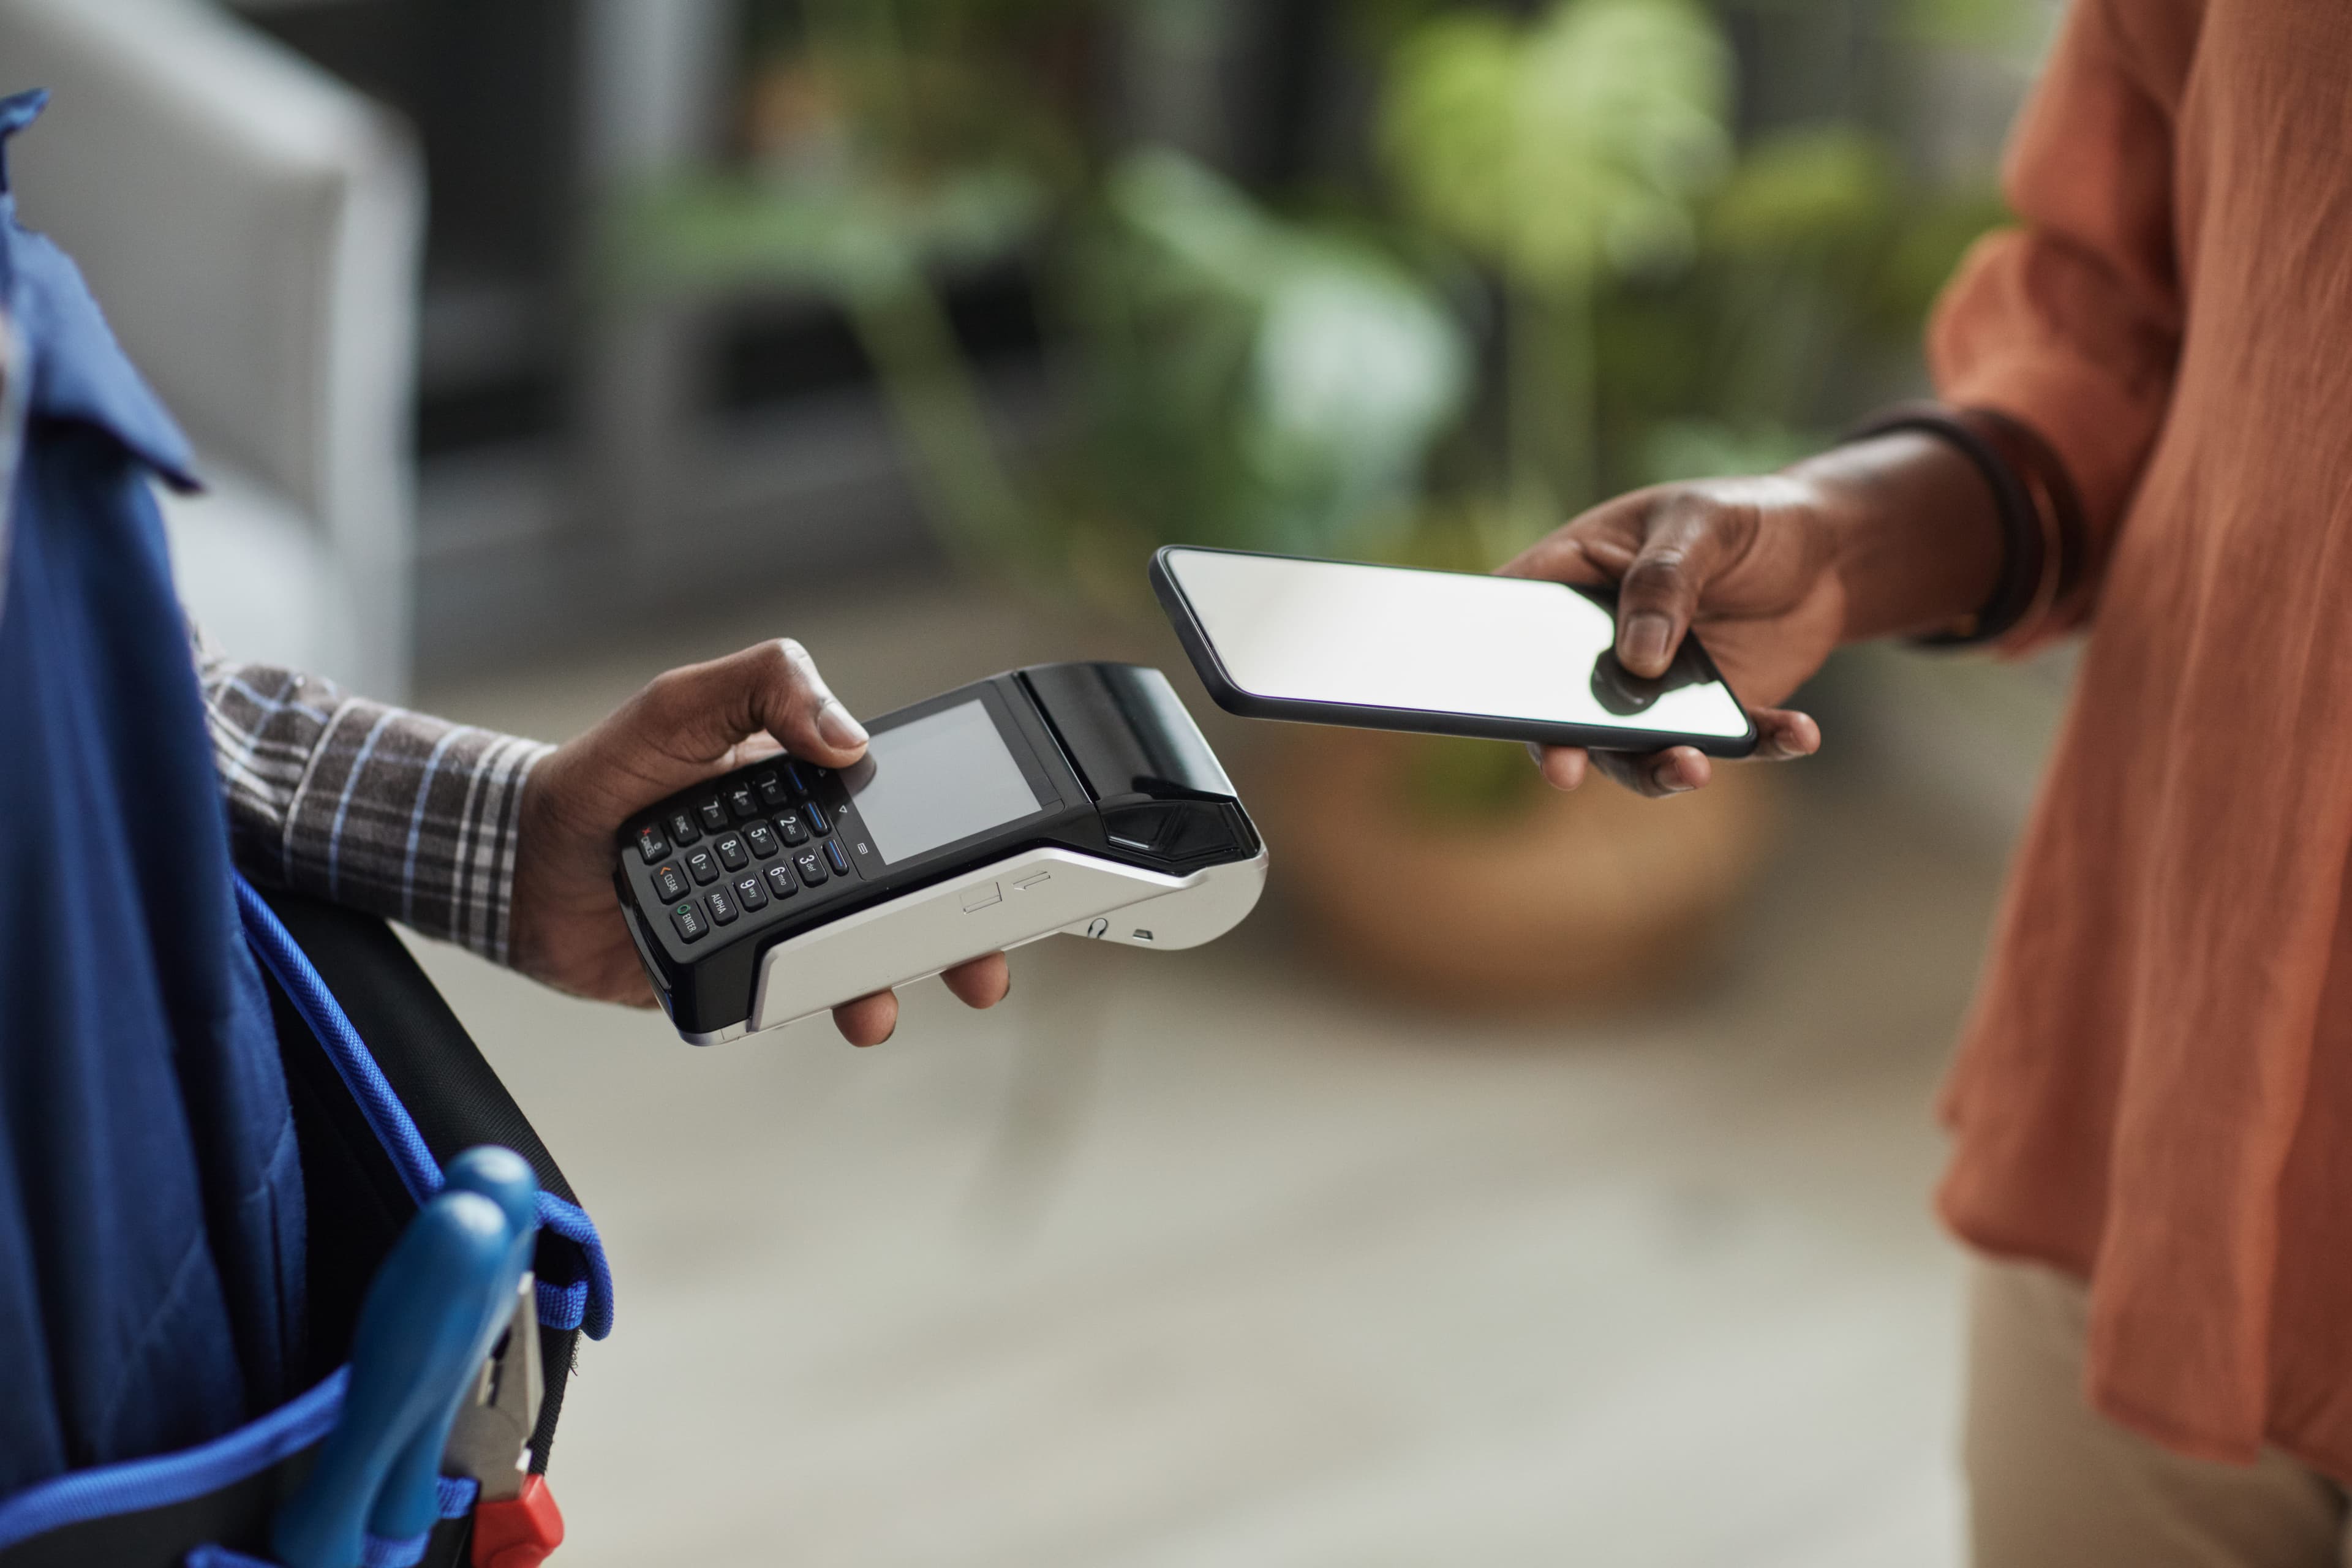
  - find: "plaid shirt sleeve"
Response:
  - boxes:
[194,625,554,965]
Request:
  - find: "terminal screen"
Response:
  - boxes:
[848,700,1042,864]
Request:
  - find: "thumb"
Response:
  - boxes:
[619,639,868,792]
[1613,496,1742,679]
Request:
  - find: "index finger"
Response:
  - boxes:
[1590,745,1713,798]
[1498,491,1656,585]
[1527,743,1590,792]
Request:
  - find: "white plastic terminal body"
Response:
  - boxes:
[742,845,1268,1035]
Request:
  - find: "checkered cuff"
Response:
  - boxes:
[197,639,552,965]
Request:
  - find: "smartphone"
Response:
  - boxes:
[1150,545,1758,756]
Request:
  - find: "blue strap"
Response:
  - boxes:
[0,1370,347,1551]
[1,1368,491,1559]
[435,1475,478,1520]
[184,1546,279,1568]
[234,876,615,1340]
[358,1528,430,1568]
[535,1276,588,1335]
[184,1506,458,1568]
[233,879,436,1204]
[152,1424,478,1568]
[533,1193,613,1340]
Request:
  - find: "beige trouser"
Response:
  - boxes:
[1967,1256,2352,1567]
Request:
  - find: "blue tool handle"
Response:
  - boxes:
[368,1148,541,1544]
[270,1191,515,1568]
[445,1146,540,1276]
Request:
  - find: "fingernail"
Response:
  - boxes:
[1624,613,1672,673]
[818,701,868,748]
[1652,760,1689,793]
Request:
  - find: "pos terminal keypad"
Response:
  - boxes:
[633,759,865,949]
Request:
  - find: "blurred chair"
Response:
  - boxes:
[0,0,423,698]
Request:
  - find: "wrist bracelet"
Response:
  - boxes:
[1840,402,2083,648]
[1968,404,2087,615]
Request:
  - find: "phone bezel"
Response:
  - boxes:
[1149,545,1762,758]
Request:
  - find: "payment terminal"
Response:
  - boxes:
[614,662,1268,1043]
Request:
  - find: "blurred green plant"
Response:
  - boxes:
[1597,118,2010,492]
[1056,151,1470,562]
[604,0,2014,643]
[1379,0,2014,541]
[1382,0,1732,532]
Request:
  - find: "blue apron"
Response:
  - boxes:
[0,89,305,1494]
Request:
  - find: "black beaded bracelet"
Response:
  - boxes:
[1841,402,2050,647]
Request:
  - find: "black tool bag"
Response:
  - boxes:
[0,883,614,1568]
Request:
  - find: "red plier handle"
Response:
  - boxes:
[472,1474,564,1568]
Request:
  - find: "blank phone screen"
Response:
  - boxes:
[1162,548,1752,741]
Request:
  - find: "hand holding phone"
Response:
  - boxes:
[1499,470,1869,793]
[1154,496,1830,796]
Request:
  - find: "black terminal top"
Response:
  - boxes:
[611,664,1259,1038]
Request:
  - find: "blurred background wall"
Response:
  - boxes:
[1,1,2086,1561]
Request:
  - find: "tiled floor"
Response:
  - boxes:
[404,578,2018,1567]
